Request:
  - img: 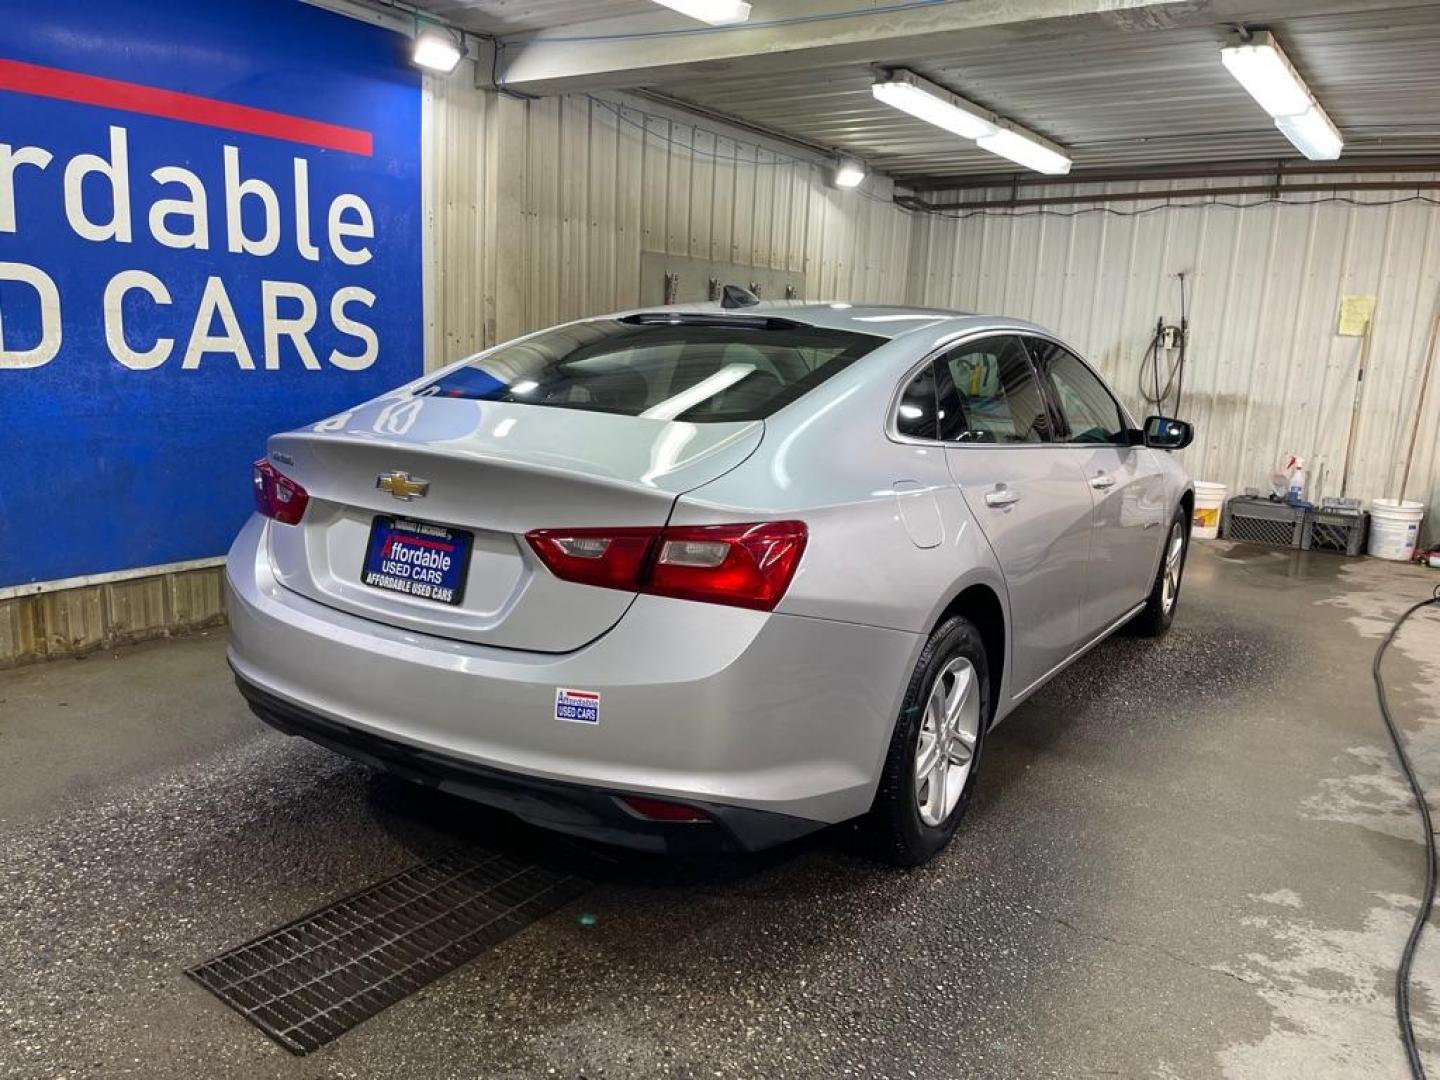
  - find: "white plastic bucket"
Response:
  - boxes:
[1192,481,1228,540]
[1368,498,1425,561]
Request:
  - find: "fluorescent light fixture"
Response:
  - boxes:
[651,0,751,25]
[977,127,1071,175]
[1220,32,1311,117]
[1221,31,1342,160]
[412,27,464,74]
[871,69,1071,175]
[833,158,866,189]
[872,70,998,140]
[1275,104,1343,160]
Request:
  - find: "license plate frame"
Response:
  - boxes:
[361,516,474,606]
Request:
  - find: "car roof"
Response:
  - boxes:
[609,301,1053,341]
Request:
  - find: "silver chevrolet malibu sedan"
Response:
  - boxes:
[227,299,1194,865]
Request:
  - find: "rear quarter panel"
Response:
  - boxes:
[670,344,1012,744]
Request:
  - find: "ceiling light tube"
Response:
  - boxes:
[1220,32,1312,118]
[1275,104,1343,160]
[871,70,998,141]
[871,69,1071,175]
[833,158,866,189]
[1221,30,1342,160]
[651,0,751,24]
[977,126,1072,176]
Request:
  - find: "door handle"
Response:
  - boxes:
[985,486,1022,507]
[1089,473,1116,490]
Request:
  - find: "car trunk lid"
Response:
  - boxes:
[263,394,762,651]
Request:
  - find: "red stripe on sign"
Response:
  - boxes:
[563,691,600,700]
[0,58,373,156]
[398,537,454,552]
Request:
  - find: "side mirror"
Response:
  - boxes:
[1143,415,1193,451]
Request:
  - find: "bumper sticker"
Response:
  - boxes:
[555,688,600,725]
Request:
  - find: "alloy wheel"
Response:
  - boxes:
[914,656,981,828]
[1161,523,1185,615]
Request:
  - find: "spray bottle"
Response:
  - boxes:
[1285,455,1306,504]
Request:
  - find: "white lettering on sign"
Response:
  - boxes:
[0,122,384,373]
[104,270,173,370]
[327,193,374,266]
[293,158,320,263]
[149,165,209,250]
[184,276,255,370]
[329,286,378,371]
[0,143,53,233]
[223,145,281,257]
[0,261,63,369]
[64,125,132,244]
[262,280,321,371]
[6,125,379,256]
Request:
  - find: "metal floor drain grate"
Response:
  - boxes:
[187,848,589,1054]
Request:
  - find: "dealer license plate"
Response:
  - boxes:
[361,516,472,606]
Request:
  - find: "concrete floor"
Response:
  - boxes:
[2,542,1439,1079]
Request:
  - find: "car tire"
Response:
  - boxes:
[861,615,990,867]
[1127,508,1189,638]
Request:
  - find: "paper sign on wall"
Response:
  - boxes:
[1338,295,1377,337]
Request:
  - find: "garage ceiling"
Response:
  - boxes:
[399,0,1440,185]
[402,0,656,36]
[647,6,1440,183]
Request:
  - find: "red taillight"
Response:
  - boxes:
[618,795,711,823]
[525,521,807,612]
[524,528,656,591]
[251,459,309,525]
[649,523,808,610]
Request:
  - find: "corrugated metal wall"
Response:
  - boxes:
[428,85,1440,536]
[425,77,915,367]
[907,178,1440,538]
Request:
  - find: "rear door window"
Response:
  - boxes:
[1026,338,1128,444]
[937,335,1053,443]
[424,316,883,423]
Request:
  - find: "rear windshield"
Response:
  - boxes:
[422,317,884,423]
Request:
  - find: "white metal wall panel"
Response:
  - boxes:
[907,179,1440,539]
[424,75,914,368]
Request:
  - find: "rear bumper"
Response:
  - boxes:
[225,515,920,850]
[236,674,818,853]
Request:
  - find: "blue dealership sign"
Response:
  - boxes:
[0,0,422,587]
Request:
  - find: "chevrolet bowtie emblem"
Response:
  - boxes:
[376,471,430,501]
